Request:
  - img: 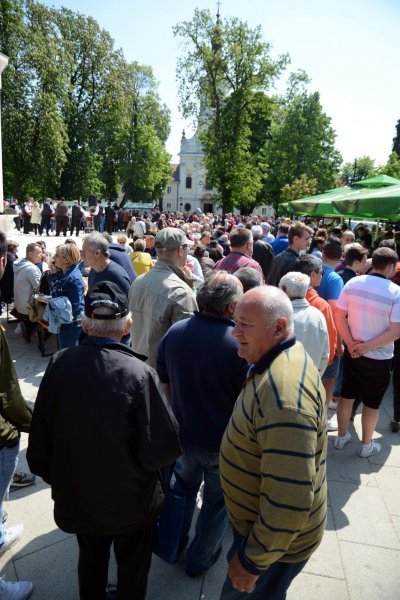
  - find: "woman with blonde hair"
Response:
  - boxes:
[31,201,42,235]
[38,243,84,348]
[129,238,153,275]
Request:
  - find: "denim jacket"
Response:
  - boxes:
[43,297,73,334]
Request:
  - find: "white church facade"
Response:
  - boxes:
[162,122,274,217]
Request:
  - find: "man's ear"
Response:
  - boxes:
[274,317,287,339]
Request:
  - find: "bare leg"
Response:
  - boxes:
[322,377,336,405]
[361,406,379,445]
[337,397,354,437]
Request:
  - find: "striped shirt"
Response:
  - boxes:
[220,339,327,573]
[213,252,264,280]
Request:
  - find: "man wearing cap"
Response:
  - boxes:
[128,227,198,368]
[27,281,181,600]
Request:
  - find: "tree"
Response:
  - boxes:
[340,156,375,184]
[393,119,400,158]
[113,62,171,203]
[280,174,318,202]
[174,9,288,213]
[264,90,342,207]
[1,1,171,201]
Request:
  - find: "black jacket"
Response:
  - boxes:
[267,247,299,287]
[27,338,181,535]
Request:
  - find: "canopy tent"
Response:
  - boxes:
[332,185,400,220]
[277,178,400,220]
[353,175,400,189]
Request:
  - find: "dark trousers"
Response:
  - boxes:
[70,217,81,236]
[41,217,51,236]
[56,215,69,236]
[105,219,114,235]
[76,525,154,600]
[220,531,308,600]
[392,339,400,422]
[23,215,31,234]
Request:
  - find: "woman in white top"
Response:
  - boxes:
[31,201,42,235]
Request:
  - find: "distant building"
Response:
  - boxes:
[162,110,274,217]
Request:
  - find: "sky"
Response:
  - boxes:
[42,0,400,167]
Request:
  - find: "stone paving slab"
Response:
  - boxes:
[329,480,400,550]
[2,264,400,599]
[287,572,349,600]
[340,540,400,600]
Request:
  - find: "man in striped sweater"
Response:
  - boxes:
[219,286,327,599]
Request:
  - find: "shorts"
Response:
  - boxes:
[322,354,339,379]
[340,348,392,410]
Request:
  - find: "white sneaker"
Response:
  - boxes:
[328,400,338,410]
[359,441,381,458]
[0,524,24,557]
[326,414,338,431]
[0,579,33,600]
[334,432,352,449]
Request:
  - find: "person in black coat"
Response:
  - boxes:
[27,282,181,600]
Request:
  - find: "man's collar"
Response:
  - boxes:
[248,336,296,377]
[195,311,235,326]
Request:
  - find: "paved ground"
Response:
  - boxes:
[1,228,400,599]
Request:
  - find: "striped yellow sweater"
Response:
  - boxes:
[220,339,327,572]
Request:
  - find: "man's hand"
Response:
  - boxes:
[227,552,259,593]
[350,341,371,357]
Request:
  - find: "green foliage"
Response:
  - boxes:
[0,0,170,202]
[280,174,318,202]
[393,119,400,158]
[340,156,375,184]
[369,152,400,180]
[174,9,288,213]
[264,91,342,208]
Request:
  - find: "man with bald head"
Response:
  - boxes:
[219,286,327,599]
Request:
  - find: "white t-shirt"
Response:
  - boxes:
[337,274,400,360]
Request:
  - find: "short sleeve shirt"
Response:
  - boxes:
[318,265,344,302]
[337,274,400,360]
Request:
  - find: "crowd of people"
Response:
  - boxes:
[0,208,400,600]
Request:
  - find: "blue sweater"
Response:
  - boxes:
[157,312,247,450]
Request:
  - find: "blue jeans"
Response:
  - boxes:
[334,356,344,396]
[173,448,229,574]
[58,322,82,349]
[220,531,308,600]
[0,441,20,544]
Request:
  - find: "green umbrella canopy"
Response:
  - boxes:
[353,175,400,188]
[287,186,351,216]
[332,185,400,219]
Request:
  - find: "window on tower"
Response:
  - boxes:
[186,176,192,189]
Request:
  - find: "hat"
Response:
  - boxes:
[155,227,189,251]
[85,281,128,320]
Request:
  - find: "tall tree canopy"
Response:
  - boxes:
[0,0,170,202]
[174,9,288,213]
[393,119,400,158]
[264,86,342,207]
[340,156,375,184]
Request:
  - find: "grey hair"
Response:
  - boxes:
[81,306,131,337]
[256,286,294,334]
[197,271,243,315]
[251,225,263,239]
[234,267,263,292]
[279,272,310,300]
[84,232,109,257]
[293,254,322,276]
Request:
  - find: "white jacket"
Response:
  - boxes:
[291,298,329,375]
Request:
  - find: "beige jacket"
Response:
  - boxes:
[128,259,197,368]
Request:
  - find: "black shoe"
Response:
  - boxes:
[391,419,400,433]
[10,472,36,491]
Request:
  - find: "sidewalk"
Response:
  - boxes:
[1,231,400,599]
